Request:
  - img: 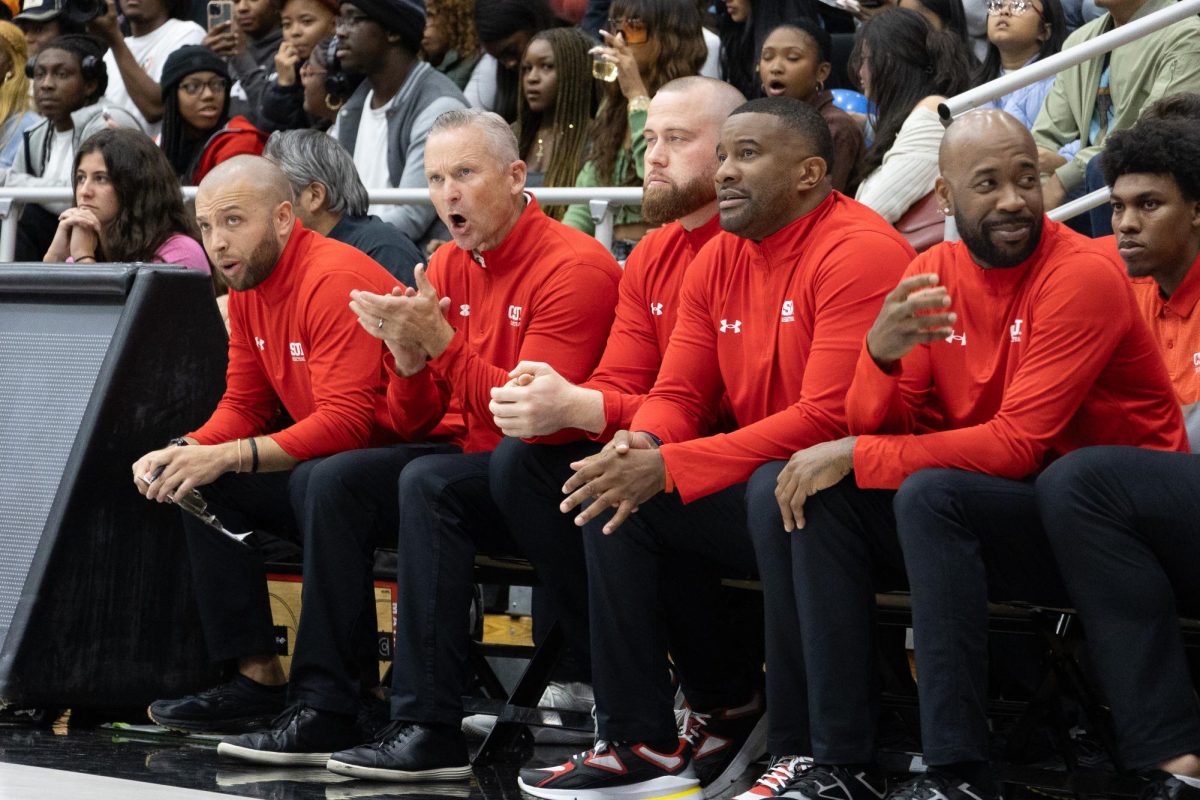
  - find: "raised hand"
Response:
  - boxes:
[865,273,956,369]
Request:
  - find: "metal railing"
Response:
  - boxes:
[937,0,1200,222]
[0,186,644,263]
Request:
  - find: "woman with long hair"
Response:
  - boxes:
[560,0,707,250]
[0,21,39,169]
[159,45,269,184]
[257,0,336,131]
[422,0,481,90]
[977,0,1066,128]
[44,127,208,271]
[851,8,974,224]
[471,0,557,122]
[515,27,597,218]
[899,0,976,55]
[758,18,865,193]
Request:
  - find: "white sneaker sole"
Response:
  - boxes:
[518,775,703,800]
[701,714,770,799]
[325,758,473,782]
[216,741,332,766]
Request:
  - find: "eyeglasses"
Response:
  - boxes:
[335,12,371,28]
[606,16,648,44]
[179,77,228,96]
[986,0,1043,17]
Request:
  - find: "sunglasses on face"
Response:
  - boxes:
[606,16,648,44]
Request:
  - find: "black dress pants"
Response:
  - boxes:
[182,443,453,716]
[789,468,1065,766]
[1037,446,1200,770]
[580,477,762,745]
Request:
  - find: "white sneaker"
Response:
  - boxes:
[461,681,595,742]
[733,756,814,800]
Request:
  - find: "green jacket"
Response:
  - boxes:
[561,106,647,235]
[1032,0,1200,191]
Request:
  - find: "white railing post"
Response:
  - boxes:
[0,199,15,262]
[1047,186,1112,222]
[590,199,615,253]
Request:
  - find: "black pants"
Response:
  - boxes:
[1037,446,1200,770]
[489,438,601,684]
[581,475,762,745]
[183,443,452,716]
[790,468,1065,766]
[389,451,521,726]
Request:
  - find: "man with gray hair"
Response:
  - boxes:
[220,109,623,778]
[264,130,423,286]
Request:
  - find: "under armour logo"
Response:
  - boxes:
[459,304,471,317]
[720,319,742,334]
[254,337,265,350]
[650,302,663,316]
[508,305,523,326]
[781,299,795,323]
[1009,318,1023,343]
[946,330,967,346]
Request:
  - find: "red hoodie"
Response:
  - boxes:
[631,191,915,502]
[848,219,1187,488]
[190,114,269,185]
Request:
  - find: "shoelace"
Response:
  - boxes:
[266,702,308,729]
[373,719,419,747]
[888,774,949,800]
[757,756,809,791]
[678,708,711,745]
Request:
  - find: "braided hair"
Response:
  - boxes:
[515,27,596,218]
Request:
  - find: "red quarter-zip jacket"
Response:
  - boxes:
[631,191,916,502]
[848,219,1187,488]
[387,196,622,453]
[189,222,407,460]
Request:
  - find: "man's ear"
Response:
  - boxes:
[509,159,528,196]
[934,176,953,217]
[796,154,828,192]
[307,181,328,213]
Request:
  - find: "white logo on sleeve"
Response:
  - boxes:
[946,330,967,346]
[1009,319,1024,343]
[508,305,523,326]
[781,300,795,323]
[1193,352,1200,372]
[289,342,305,362]
[254,337,265,351]
[650,302,664,316]
[719,319,742,334]
[459,304,471,317]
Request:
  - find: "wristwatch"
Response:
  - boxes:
[169,437,190,447]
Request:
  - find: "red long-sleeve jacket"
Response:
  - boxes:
[189,222,406,460]
[386,196,622,453]
[848,219,1187,488]
[631,191,916,502]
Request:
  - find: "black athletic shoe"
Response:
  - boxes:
[1139,771,1200,800]
[518,739,702,800]
[148,675,287,735]
[680,692,768,797]
[883,773,997,800]
[779,764,887,800]
[216,703,361,766]
[326,720,473,782]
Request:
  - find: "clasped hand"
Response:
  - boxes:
[349,265,453,376]
[559,430,665,535]
[131,442,229,505]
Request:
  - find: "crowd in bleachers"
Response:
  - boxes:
[3,0,1200,798]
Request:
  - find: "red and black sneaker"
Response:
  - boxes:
[679,692,769,798]
[518,739,701,800]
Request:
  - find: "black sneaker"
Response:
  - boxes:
[883,773,996,800]
[518,739,702,800]
[326,720,472,782]
[148,675,287,735]
[217,703,361,766]
[779,764,887,800]
[1139,771,1200,800]
[680,692,768,797]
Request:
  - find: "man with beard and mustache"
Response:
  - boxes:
[518,96,914,800]
[765,109,1186,800]
[132,155,410,737]
[477,74,745,754]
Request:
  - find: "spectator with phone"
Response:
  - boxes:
[13,0,85,59]
[203,0,283,119]
[91,0,205,137]
[329,0,467,245]
[44,127,209,270]
[159,44,268,184]
[1,33,140,260]
[255,0,334,130]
